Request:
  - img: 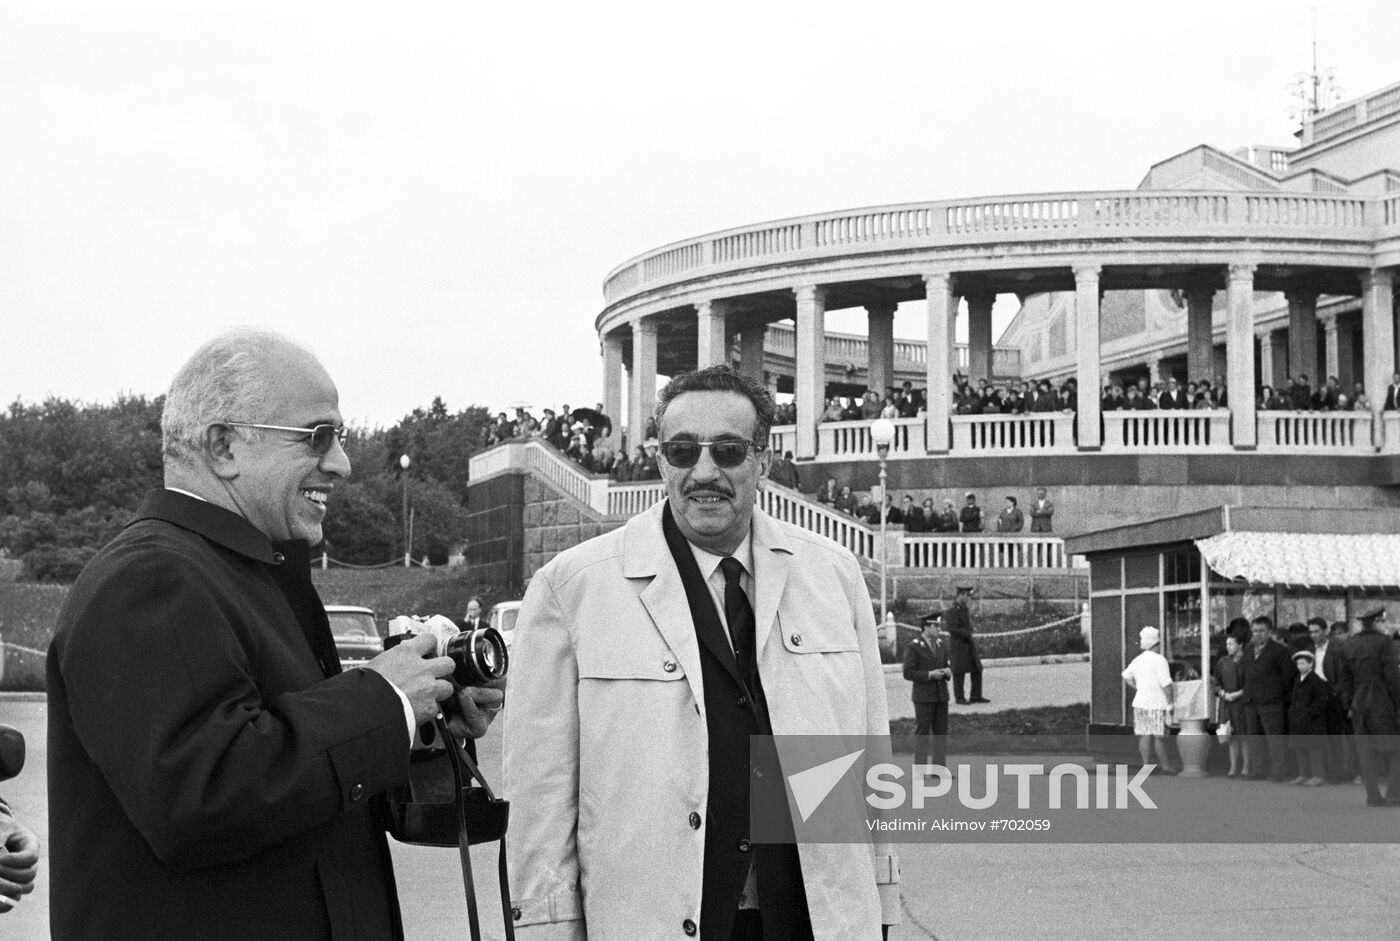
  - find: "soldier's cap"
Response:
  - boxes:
[920,612,942,626]
[1359,608,1386,623]
[956,585,973,593]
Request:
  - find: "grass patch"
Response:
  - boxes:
[889,702,1089,755]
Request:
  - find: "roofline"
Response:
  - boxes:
[1065,505,1400,557]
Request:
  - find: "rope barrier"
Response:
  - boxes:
[890,611,1083,638]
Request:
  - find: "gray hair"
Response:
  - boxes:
[161,327,312,465]
[654,365,775,449]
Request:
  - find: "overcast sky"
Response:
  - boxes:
[2,0,1397,428]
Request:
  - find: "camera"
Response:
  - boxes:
[385,614,509,688]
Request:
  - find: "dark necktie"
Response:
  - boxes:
[719,556,756,683]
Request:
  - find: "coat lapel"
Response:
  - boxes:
[751,508,794,664]
[626,503,706,705]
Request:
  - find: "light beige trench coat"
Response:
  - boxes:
[503,501,900,940]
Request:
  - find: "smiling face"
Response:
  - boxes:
[658,390,769,555]
[220,345,350,544]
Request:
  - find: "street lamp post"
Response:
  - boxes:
[399,453,411,568]
[870,418,896,624]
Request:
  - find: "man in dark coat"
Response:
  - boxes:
[46,329,501,940]
[1308,617,1347,782]
[1339,609,1400,806]
[768,450,801,490]
[905,613,952,773]
[1028,488,1055,533]
[945,586,988,705]
[1240,615,1294,782]
[959,493,983,533]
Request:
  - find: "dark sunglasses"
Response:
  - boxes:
[225,421,349,455]
[659,438,761,469]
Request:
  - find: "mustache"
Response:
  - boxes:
[683,485,734,498]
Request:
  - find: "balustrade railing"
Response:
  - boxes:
[903,534,1083,571]
[817,417,924,459]
[1102,410,1230,452]
[950,413,1075,453]
[759,485,875,560]
[769,425,796,457]
[1384,413,1400,455]
[607,482,664,517]
[1256,411,1375,453]
[602,188,1393,305]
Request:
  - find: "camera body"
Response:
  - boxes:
[385,614,509,689]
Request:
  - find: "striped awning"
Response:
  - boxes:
[1196,531,1400,589]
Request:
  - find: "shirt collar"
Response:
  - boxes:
[688,531,754,583]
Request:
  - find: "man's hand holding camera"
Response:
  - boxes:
[0,804,38,913]
[363,633,458,726]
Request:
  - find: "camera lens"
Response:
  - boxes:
[444,627,509,688]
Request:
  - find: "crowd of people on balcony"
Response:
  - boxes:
[804,481,1056,534]
[482,402,666,480]
[1256,374,1388,413]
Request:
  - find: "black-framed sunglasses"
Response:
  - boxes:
[658,438,762,469]
[225,421,349,455]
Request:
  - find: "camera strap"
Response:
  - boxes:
[434,716,516,941]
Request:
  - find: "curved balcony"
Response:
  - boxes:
[600,189,1400,325]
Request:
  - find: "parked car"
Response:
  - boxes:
[489,601,521,650]
[324,604,384,667]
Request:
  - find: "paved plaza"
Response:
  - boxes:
[8,668,1399,939]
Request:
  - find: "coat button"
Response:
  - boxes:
[753,766,765,780]
[349,784,364,802]
[738,838,751,853]
[663,660,678,673]
[512,906,522,921]
[271,552,285,565]
[737,696,747,708]
[683,918,697,936]
[790,633,802,646]
[688,811,702,829]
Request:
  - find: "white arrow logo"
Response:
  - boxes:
[786,749,865,822]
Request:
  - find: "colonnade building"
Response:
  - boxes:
[591,79,1400,535]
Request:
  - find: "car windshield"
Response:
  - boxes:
[495,608,519,633]
[327,611,378,638]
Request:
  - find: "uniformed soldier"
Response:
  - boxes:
[904,612,953,775]
[1339,608,1400,807]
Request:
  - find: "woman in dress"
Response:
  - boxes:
[1214,632,1249,778]
[1121,626,1179,774]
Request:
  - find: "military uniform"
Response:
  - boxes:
[903,623,951,768]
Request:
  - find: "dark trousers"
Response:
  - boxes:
[1356,741,1400,804]
[913,700,949,768]
[953,669,982,702]
[1243,703,1287,777]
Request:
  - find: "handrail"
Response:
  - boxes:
[758,483,876,560]
[902,534,1085,571]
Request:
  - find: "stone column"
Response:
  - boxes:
[1186,286,1215,383]
[739,325,766,382]
[924,272,956,453]
[601,330,625,445]
[794,285,826,460]
[629,318,658,444]
[866,301,897,397]
[1073,265,1102,449]
[696,299,728,368]
[965,291,996,384]
[1362,269,1396,441]
[1286,287,1319,382]
[1256,328,1274,396]
[1227,264,1258,448]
